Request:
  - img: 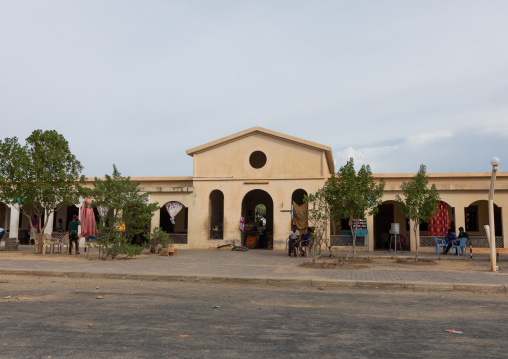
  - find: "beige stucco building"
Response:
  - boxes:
[144,127,334,250]
[1,127,506,253]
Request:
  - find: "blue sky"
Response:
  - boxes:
[1,1,507,177]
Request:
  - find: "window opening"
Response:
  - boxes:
[249,151,267,169]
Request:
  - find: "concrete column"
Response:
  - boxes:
[409,219,417,252]
[274,197,290,250]
[151,207,161,234]
[44,211,54,234]
[75,202,85,247]
[366,214,374,252]
[223,197,241,243]
[8,205,20,240]
[503,208,508,249]
[454,206,466,235]
[3,208,9,231]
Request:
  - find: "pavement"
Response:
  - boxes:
[2,245,508,293]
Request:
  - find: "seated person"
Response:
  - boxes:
[458,226,469,240]
[293,229,312,256]
[0,227,5,243]
[287,225,300,257]
[56,218,64,232]
[443,228,458,255]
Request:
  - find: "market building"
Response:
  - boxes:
[1,127,507,253]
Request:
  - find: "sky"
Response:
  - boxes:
[1,0,507,178]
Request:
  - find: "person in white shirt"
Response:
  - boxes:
[288,224,300,257]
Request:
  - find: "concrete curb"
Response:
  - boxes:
[1,269,507,294]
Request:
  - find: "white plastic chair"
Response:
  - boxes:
[42,234,54,255]
[57,232,70,254]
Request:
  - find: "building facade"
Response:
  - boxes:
[1,127,506,253]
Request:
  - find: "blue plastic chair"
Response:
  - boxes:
[434,237,446,255]
[451,238,468,256]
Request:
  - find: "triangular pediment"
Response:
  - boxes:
[186,127,334,174]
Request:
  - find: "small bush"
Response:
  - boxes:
[148,227,173,253]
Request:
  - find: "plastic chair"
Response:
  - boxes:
[52,235,62,254]
[41,234,54,255]
[296,239,311,257]
[52,232,69,254]
[451,238,468,256]
[434,237,446,255]
[60,233,70,254]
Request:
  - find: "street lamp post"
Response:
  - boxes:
[488,157,500,272]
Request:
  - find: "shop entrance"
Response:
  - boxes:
[241,189,273,249]
[374,203,394,250]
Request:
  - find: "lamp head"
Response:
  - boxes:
[491,157,500,171]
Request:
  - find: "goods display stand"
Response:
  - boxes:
[352,219,369,252]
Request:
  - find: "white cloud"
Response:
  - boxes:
[1,1,508,176]
[335,146,398,172]
[406,131,454,146]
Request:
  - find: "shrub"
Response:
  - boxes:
[148,227,173,253]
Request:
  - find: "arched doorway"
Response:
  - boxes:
[209,190,224,239]
[160,201,188,244]
[241,190,273,249]
[373,200,410,250]
[292,189,307,206]
[291,188,308,232]
[465,200,503,237]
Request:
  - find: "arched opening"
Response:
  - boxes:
[291,189,308,233]
[209,190,224,239]
[373,200,411,250]
[160,201,188,244]
[292,189,307,206]
[51,203,101,234]
[255,204,266,229]
[241,190,273,249]
[465,200,502,237]
[66,205,79,230]
[374,200,456,251]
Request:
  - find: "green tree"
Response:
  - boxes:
[329,158,385,259]
[304,186,335,261]
[85,165,159,259]
[395,164,440,261]
[0,130,84,241]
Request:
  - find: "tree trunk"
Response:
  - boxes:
[413,223,419,262]
[350,216,356,259]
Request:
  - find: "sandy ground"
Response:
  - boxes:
[0,248,495,273]
[300,255,494,272]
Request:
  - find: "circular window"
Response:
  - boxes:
[249,151,267,169]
